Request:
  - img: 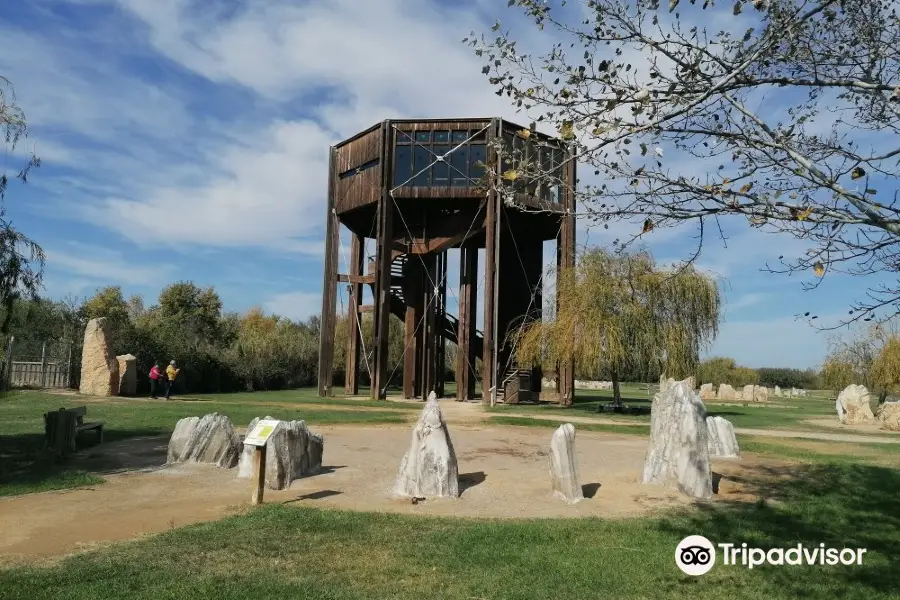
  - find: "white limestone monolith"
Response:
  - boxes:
[641,381,712,499]
[836,384,875,424]
[549,423,583,504]
[237,416,324,490]
[393,392,459,498]
[699,383,716,401]
[706,416,740,458]
[877,401,900,431]
[166,413,241,468]
[717,384,736,401]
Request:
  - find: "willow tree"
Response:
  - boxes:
[515,247,720,406]
[824,321,900,403]
[0,75,42,335]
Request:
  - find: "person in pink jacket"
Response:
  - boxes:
[149,362,161,399]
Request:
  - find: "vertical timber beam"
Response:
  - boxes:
[436,251,448,397]
[345,233,364,396]
[317,146,339,397]
[421,253,438,397]
[557,146,577,406]
[482,118,501,404]
[372,121,395,399]
[414,260,427,399]
[403,261,421,399]
[456,246,478,401]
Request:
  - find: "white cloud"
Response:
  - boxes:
[81,119,334,251]
[44,242,177,287]
[264,290,322,322]
[10,0,548,253]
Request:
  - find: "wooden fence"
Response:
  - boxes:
[9,359,72,388]
[1,337,74,390]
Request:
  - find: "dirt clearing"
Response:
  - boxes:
[0,418,795,567]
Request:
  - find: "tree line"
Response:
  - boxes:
[1,277,827,396]
[696,357,820,390]
[821,323,900,404]
[0,283,416,395]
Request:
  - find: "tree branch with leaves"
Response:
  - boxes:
[0,75,43,335]
[466,0,900,328]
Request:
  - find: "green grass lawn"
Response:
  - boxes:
[3,388,899,598]
[0,390,410,497]
[492,385,852,433]
[2,461,897,599]
[193,387,425,410]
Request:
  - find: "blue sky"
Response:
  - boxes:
[0,0,879,370]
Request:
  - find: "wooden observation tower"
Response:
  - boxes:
[317,118,575,404]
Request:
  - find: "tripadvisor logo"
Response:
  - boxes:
[675,536,867,575]
[676,535,716,576]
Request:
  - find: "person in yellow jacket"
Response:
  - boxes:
[165,360,180,400]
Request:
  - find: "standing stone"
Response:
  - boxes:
[774,386,782,397]
[641,380,712,499]
[717,384,735,401]
[699,383,716,401]
[79,318,119,397]
[393,392,459,499]
[116,354,138,396]
[742,384,756,402]
[876,401,900,431]
[549,423,584,504]
[755,386,768,402]
[166,413,242,468]
[706,416,740,458]
[836,384,875,425]
[237,416,325,490]
[659,375,677,395]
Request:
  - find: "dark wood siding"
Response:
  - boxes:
[334,127,383,214]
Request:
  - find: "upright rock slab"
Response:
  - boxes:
[706,416,740,458]
[116,354,137,396]
[836,385,875,424]
[393,393,459,499]
[742,384,757,402]
[641,380,712,499]
[717,384,735,401]
[79,318,119,397]
[699,383,716,401]
[877,401,900,431]
[167,413,242,468]
[237,416,324,490]
[549,423,583,504]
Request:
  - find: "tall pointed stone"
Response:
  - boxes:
[641,380,712,499]
[79,317,119,397]
[393,392,459,498]
[549,423,583,504]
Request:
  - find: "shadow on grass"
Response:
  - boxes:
[0,428,170,497]
[660,462,900,596]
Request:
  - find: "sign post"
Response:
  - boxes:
[243,419,279,506]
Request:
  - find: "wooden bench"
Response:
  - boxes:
[44,406,105,457]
